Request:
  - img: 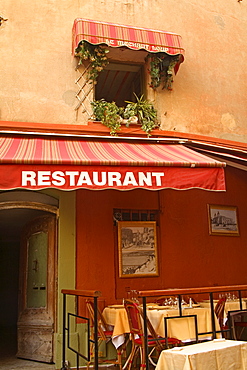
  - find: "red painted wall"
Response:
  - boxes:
[76,166,247,305]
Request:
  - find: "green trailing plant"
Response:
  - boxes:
[75,41,180,92]
[124,94,159,136]
[91,99,122,135]
[75,41,109,83]
[146,53,180,90]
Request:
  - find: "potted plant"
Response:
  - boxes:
[91,95,159,136]
[123,94,159,136]
[91,99,122,135]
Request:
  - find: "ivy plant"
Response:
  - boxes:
[146,53,180,90]
[75,41,109,83]
[75,41,180,92]
[91,99,122,135]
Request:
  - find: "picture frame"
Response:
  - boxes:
[207,204,239,236]
[117,221,158,277]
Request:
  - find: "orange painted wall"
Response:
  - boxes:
[76,166,247,305]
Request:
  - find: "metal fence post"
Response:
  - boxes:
[94,296,99,370]
[61,293,67,370]
[142,296,149,370]
[209,292,216,339]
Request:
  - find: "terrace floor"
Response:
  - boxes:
[0,327,55,370]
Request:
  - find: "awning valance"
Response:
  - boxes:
[0,135,225,191]
[72,18,184,58]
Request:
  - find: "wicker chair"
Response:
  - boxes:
[215,297,227,330]
[124,299,181,369]
[86,300,124,369]
[214,296,229,337]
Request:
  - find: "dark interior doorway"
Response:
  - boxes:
[0,190,59,366]
[0,208,50,359]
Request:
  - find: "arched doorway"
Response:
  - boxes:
[0,190,58,363]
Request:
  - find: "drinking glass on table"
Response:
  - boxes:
[181,296,187,305]
[167,297,174,306]
[227,293,232,301]
[163,298,169,305]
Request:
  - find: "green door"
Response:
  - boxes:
[26,230,48,308]
[17,214,56,363]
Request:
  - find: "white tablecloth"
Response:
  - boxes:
[103,306,129,348]
[147,307,220,342]
[200,299,247,325]
[155,339,247,370]
[103,305,220,348]
[200,300,247,316]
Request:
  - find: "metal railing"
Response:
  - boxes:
[61,285,247,370]
[61,289,102,370]
[137,284,247,370]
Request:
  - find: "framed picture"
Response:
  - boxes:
[117,221,158,277]
[208,204,239,236]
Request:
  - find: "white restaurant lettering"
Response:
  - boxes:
[21,171,165,187]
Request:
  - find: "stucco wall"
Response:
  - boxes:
[1,0,247,142]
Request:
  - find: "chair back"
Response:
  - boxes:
[124,299,164,351]
[124,299,144,338]
[139,307,164,351]
[215,297,226,329]
[86,300,109,340]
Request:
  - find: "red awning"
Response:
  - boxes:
[72,18,184,58]
[0,135,225,191]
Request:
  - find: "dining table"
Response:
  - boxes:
[200,299,247,323]
[146,304,221,342]
[103,304,130,348]
[102,303,221,348]
[200,298,247,311]
[155,339,247,370]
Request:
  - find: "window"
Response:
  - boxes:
[113,209,159,224]
[73,19,184,118]
[95,61,143,107]
[74,43,148,118]
[95,45,148,105]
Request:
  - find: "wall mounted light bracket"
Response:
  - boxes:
[0,16,8,26]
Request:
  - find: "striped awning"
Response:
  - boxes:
[0,135,225,191]
[72,18,184,58]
